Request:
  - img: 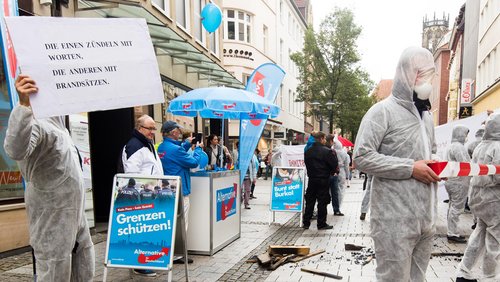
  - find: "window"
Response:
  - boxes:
[193,0,206,42]
[288,89,292,113]
[225,9,252,43]
[263,25,268,54]
[209,29,219,55]
[278,84,283,107]
[152,0,170,16]
[279,1,284,24]
[242,73,251,86]
[176,0,189,29]
[280,39,283,65]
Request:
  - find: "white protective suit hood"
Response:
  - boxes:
[451,125,469,144]
[483,113,500,141]
[392,47,435,117]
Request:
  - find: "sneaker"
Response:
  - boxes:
[456,277,478,282]
[334,212,344,216]
[133,269,157,277]
[173,257,194,264]
[360,213,366,220]
[443,199,450,203]
[245,206,251,209]
[447,236,467,244]
[471,223,476,230]
[250,195,257,199]
[302,224,310,229]
[318,224,334,230]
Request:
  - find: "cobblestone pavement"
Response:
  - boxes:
[1,177,480,281]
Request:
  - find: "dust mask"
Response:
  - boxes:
[414,82,432,100]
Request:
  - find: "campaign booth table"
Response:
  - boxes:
[187,170,240,255]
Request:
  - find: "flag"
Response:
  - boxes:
[238,63,285,184]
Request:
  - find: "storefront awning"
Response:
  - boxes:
[75,0,244,89]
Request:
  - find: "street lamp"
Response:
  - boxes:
[310,101,334,133]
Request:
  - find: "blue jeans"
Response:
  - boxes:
[330,175,340,213]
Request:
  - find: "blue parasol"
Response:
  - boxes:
[167,87,280,168]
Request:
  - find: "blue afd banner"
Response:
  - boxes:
[1,0,19,107]
[239,63,285,184]
[216,184,237,221]
[105,175,180,270]
[270,167,305,212]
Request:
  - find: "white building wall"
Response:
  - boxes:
[476,0,500,94]
[222,0,306,139]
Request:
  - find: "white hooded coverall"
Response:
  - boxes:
[333,138,350,208]
[444,125,471,237]
[457,113,500,281]
[353,46,437,282]
[4,105,95,282]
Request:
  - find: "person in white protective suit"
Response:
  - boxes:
[444,125,471,243]
[4,75,95,281]
[353,46,441,281]
[456,113,500,282]
[467,127,484,158]
[333,138,350,215]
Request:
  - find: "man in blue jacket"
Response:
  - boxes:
[157,121,204,263]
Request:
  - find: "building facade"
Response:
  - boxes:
[222,0,307,154]
[472,0,500,113]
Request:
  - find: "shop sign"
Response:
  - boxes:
[270,167,305,212]
[223,48,254,61]
[461,79,473,104]
[216,184,237,221]
[459,106,473,119]
[273,132,285,139]
[105,175,180,270]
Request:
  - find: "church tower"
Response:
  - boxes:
[422,13,449,53]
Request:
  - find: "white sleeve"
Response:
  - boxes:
[4,105,42,161]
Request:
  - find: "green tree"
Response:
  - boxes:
[291,7,374,137]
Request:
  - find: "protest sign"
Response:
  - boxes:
[105,174,180,270]
[4,17,164,118]
[270,167,305,212]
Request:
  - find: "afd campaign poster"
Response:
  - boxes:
[270,167,305,212]
[105,174,180,270]
[216,183,238,221]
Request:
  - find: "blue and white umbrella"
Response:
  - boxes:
[167,87,280,169]
[167,87,280,119]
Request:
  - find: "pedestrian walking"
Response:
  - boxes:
[325,135,341,216]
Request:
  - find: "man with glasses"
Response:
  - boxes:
[121,114,163,276]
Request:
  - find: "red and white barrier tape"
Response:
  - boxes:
[428,162,500,178]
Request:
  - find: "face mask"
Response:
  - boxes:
[414,82,432,100]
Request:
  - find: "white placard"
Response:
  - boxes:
[4,17,164,118]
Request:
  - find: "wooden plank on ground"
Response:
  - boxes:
[256,252,272,265]
[268,245,310,256]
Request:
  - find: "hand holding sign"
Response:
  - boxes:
[15,74,38,107]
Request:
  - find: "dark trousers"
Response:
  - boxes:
[303,177,331,228]
[329,175,340,213]
[251,182,255,195]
